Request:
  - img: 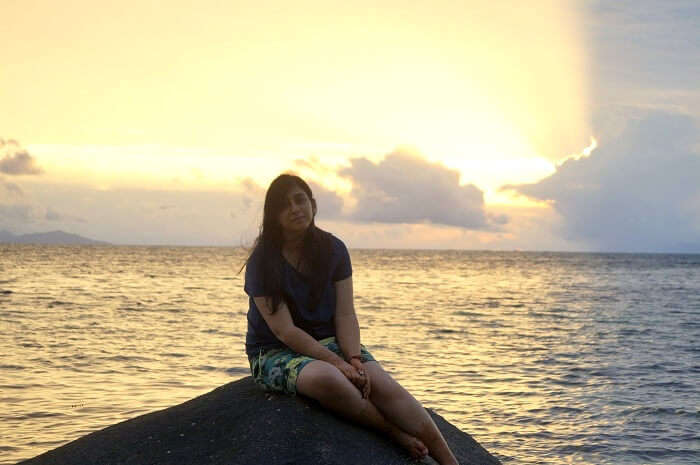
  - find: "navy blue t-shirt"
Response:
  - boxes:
[244,234,352,356]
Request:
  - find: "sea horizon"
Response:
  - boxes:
[3,238,700,255]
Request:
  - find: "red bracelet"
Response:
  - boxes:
[348,354,363,362]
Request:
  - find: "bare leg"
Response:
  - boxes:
[296,360,428,459]
[363,361,459,465]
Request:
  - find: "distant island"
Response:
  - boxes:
[0,230,109,245]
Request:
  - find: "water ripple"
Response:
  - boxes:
[1,246,699,465]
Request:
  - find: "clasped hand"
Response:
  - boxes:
[334,358,371,399]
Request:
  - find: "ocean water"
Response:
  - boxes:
[1,245,699,465]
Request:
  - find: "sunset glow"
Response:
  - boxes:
[3,1,697,251]
[5,1,590,190]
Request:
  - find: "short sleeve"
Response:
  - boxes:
[331,237,352,282]
[244,247,267,297]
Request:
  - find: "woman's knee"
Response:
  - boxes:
[297,360,355,400]
[365,362,407,403]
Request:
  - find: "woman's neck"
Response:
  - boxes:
[282,233,305,271]
[282,231,305,252]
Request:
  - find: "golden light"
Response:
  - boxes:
[565,137,598,162]
[7,0,591,209]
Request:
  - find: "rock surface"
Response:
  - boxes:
[19,376,502,465]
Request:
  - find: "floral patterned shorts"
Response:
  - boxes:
[248,336,376,395]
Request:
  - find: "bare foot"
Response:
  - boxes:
[389,427,429,459]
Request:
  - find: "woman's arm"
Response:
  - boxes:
[333,276,370,397]
[334,277,361,359]
[253,296,361,384]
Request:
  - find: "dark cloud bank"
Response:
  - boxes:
[508,111,700,253]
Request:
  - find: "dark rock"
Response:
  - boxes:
[19,376,501,465]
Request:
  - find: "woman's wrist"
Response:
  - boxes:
[328,353,347,368]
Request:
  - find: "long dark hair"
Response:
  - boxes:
[246,174,332,314]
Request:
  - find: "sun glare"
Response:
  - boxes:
[564,136,598,163]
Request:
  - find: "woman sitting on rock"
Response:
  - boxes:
[244,174,459,465]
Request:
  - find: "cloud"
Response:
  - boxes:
[2,181,266,246]
[0,139,43,175]
[0,203,35,222]
[507,111,700,252]
[340,149,501,229]
[589,1,700,86]
[1,177,23,198]
[308,181,344,219]
[44,207,85,223]
[0,202,79,223]
[587,1,700,117]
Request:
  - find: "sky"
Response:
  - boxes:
[1,0,699,251]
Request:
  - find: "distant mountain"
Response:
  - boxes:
[0,230,109,245]
[0,230,16,242]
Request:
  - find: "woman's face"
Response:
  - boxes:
[278,185,315,235]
